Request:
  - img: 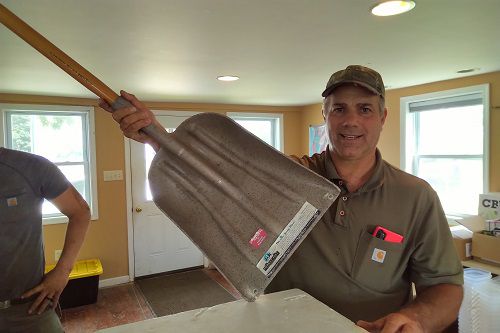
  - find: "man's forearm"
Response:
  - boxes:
[51,186,91,274]
[400,283,463,332]
[56,211,90,274]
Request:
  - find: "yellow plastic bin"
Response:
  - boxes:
[45,258,103,309]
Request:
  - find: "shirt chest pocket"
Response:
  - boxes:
[1,187,34,223]
[351,231,406,293]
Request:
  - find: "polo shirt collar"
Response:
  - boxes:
[324,147,385,193]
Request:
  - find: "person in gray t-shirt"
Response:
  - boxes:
[100,65,464,332]
[0,147,90,332]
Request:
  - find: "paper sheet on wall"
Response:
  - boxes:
[309,123,328,155]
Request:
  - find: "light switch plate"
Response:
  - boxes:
[103,170,123,181]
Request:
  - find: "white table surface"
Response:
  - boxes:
[97,288,367,333]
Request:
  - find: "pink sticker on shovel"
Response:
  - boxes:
[249,228,267,249]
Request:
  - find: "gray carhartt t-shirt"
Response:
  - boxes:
[0,147,69,301]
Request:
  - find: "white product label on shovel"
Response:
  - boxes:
[257,202,320,277]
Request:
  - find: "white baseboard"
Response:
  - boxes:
[98,275,131,288]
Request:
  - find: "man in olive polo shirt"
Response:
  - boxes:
[100,65,463,333]
[265,65,463,332]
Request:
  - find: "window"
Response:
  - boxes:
[400,84,489,217]
[0,104,98,224]
[227,112,283,152]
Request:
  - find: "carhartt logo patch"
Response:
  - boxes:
[371,248,386,263]
[7,197,18,207]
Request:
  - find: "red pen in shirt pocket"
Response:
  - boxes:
[373,226,404,243]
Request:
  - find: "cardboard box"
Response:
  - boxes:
[471,232,500,266]
[452,228,473,260]
[478,193,500,220]
[453,237,472,261]
[485,220,500,233]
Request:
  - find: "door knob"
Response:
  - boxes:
[135,207,142,213]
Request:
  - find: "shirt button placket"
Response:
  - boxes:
[339,195,348,222]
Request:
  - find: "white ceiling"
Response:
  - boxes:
[1,0,499,106]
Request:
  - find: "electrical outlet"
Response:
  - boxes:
[55,249,62,261]
[103,170,123,181]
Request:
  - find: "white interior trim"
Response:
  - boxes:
[99,275,131,288]
[124,136,134,282]
[125,109,205,281]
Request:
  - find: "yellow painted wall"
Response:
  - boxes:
[299,103,324,157]
[2,70,498,281]
[300,71,500,192]
[385,71,500,193]
[0,93,302,279]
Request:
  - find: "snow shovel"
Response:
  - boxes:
[0,4,340,301]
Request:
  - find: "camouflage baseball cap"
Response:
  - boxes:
[321,65,385,98]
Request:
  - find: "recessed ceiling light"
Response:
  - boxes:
[217,75,240,82]
[371,1,416,16]
[456,68,479,74]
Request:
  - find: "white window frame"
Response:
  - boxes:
[400,84,490,218]
[227,112,284,152]
[0,104,98,224]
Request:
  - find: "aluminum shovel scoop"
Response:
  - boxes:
[1,3,340,301]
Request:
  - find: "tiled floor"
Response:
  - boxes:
[60,269,239,333]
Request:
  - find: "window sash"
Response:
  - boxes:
[226,112,283,152]
[408,93,483,113]
[5,110,88,162]
[400,84,489,217]
[0,104,98,224]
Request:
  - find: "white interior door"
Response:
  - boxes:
[131,113,203,277]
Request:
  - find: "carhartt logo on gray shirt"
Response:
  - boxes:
[6,197,18,206]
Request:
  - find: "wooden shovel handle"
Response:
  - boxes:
[0,4,118,104]
[0,4,170,145]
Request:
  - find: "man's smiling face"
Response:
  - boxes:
[323,84,387,163]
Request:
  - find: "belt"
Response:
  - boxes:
[0,295,37,309]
